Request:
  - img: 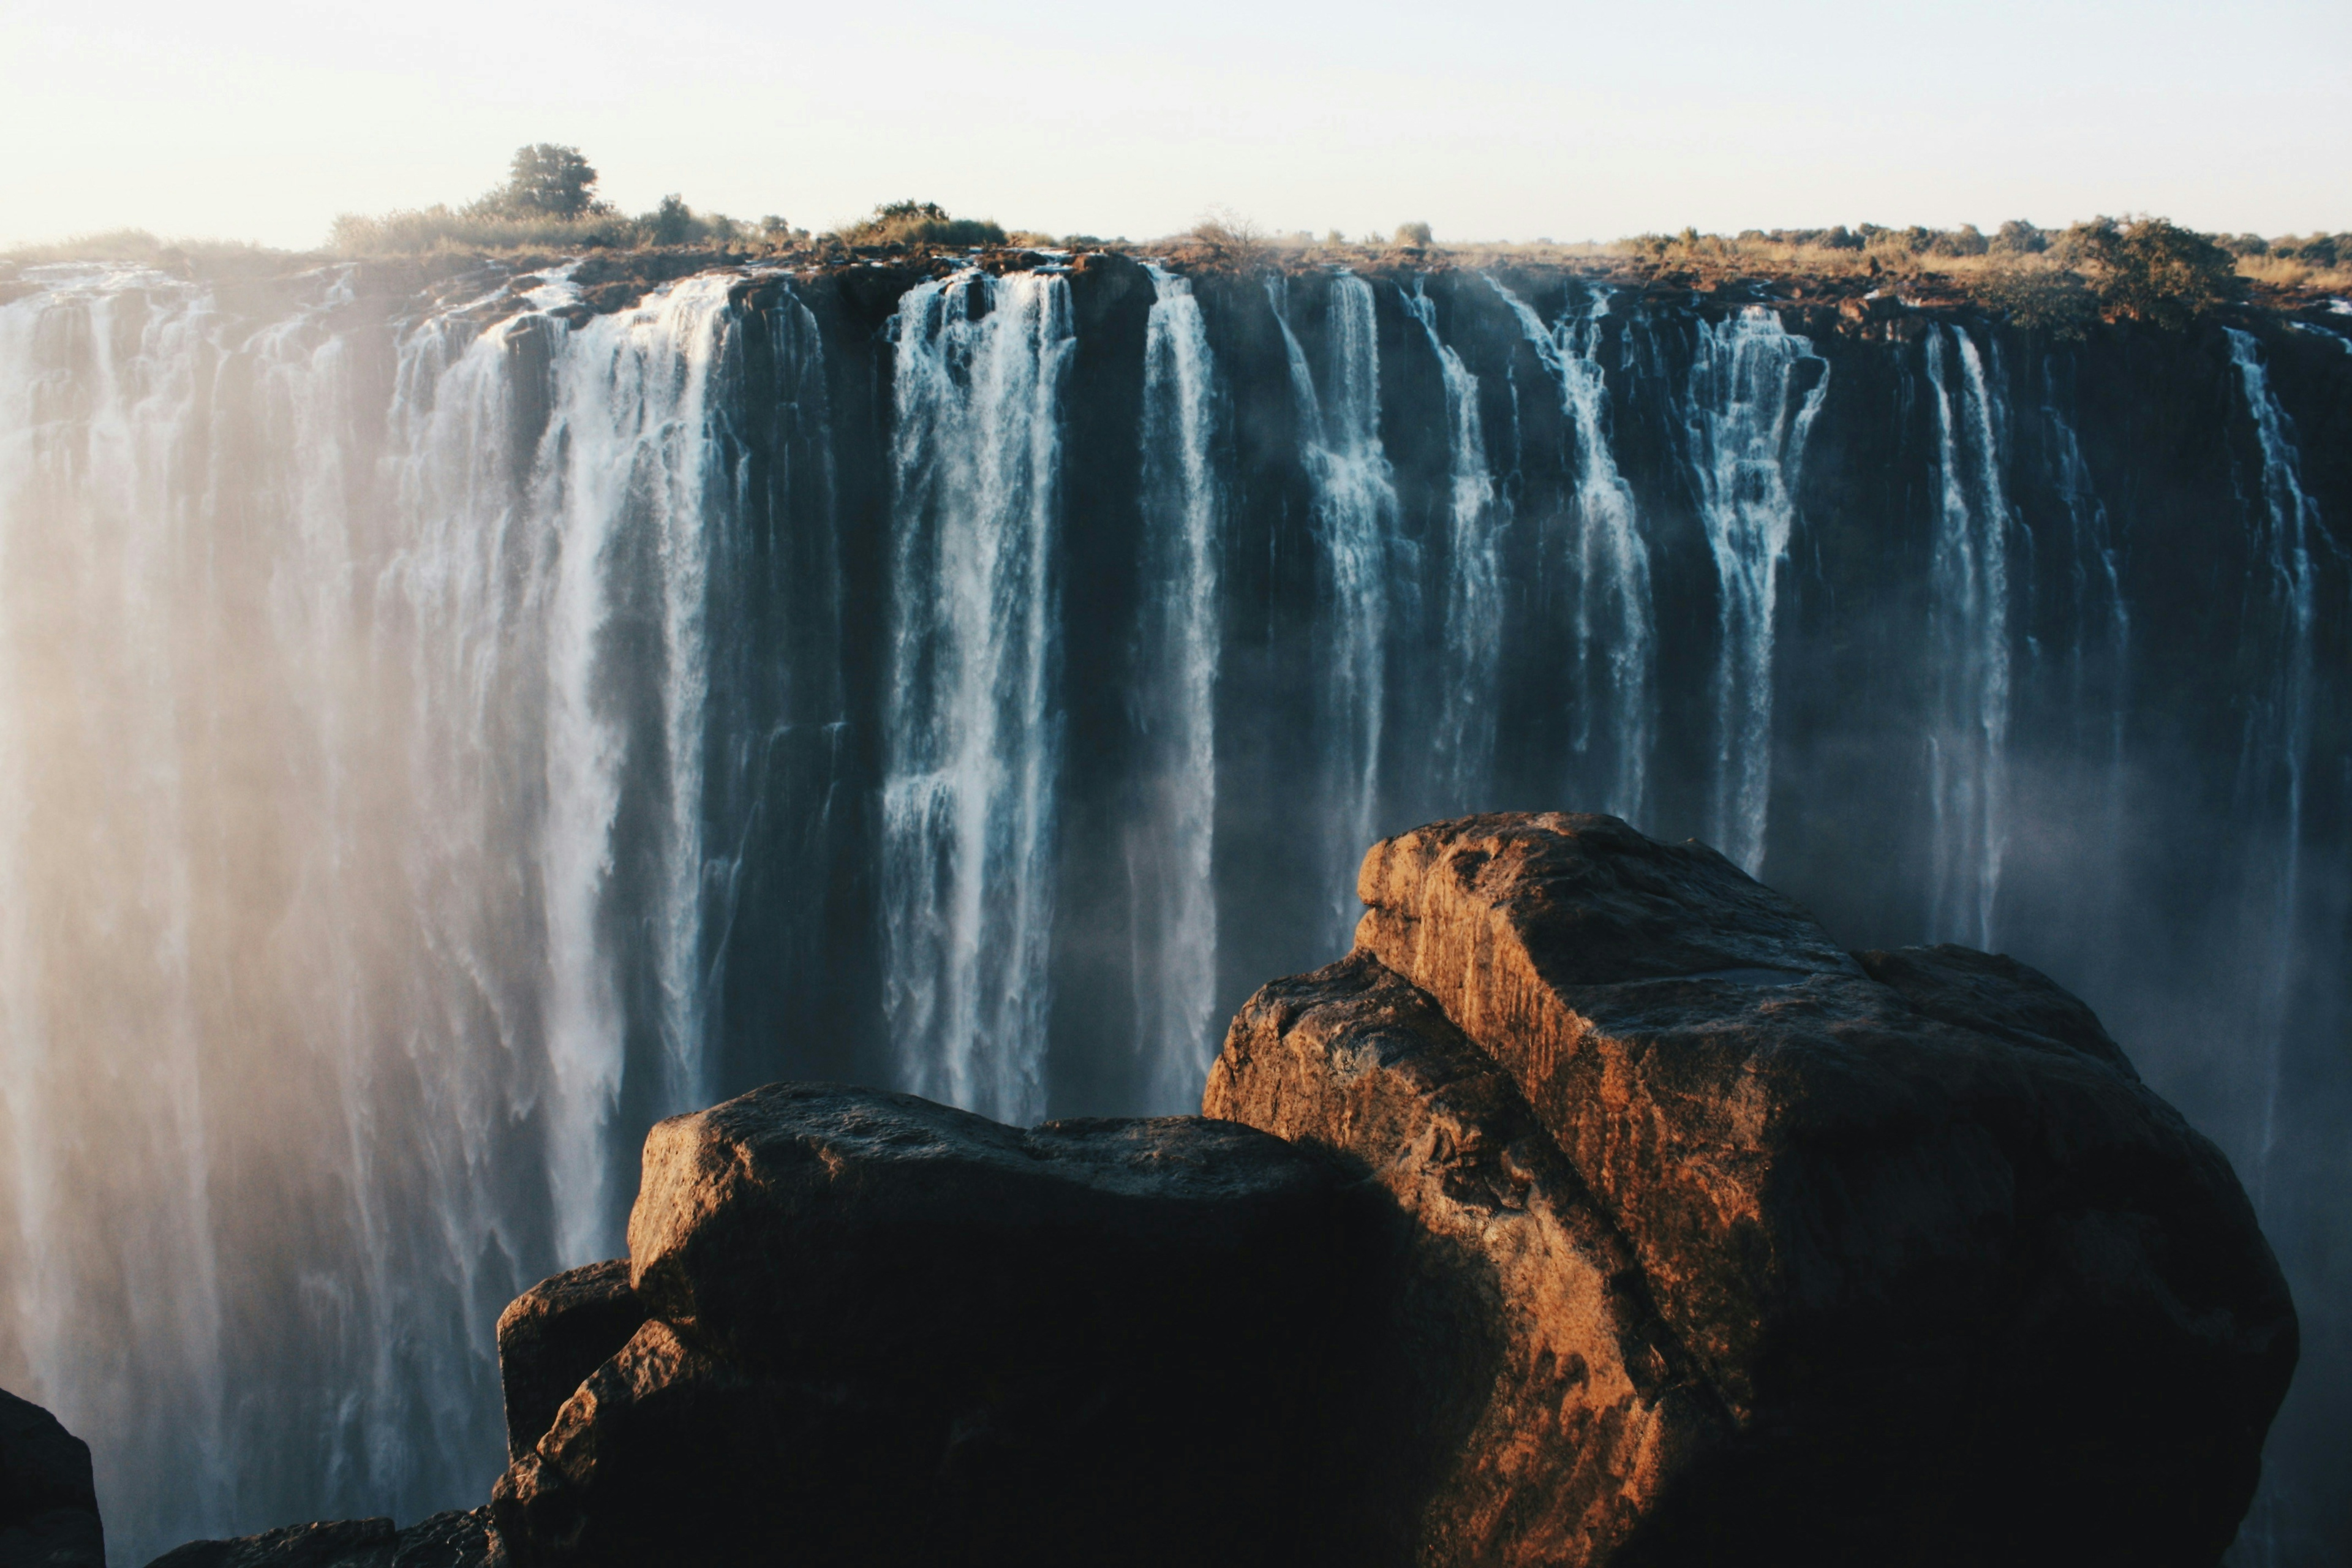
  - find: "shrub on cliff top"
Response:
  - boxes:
[328,205,643,254]
[1992,220,2048,255]
[1969,263,2096,339]
[2062,216,2245,330]
[838,201,1008,248]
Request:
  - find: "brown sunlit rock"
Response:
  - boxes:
[495,1261,648,1461]
[1205,949,1728,1566]
[1344,810,2297,1567]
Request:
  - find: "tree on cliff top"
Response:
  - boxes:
[476,145,611,221]
[2063,215,2244,330]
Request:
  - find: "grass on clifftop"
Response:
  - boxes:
[9,141,2345,334]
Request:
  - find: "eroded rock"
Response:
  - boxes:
[1344,811,2297,1566]
[496,1261,647,1461]
[495,1082,1359,1567]
[1205,950,1727,1566]
[141,1509,488,1568]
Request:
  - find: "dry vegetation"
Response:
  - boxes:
[10,157,2344,339]
[1183,216,2350,331]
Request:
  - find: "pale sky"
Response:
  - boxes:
[1,0,2345,252]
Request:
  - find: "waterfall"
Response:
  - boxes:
[880,269,1075,1126]
[696,279,848,1054]
[2223,327,2328,1190]
[1128,264,1222,1110]
[1684,305,1829,873]
[0,266,239,1555]
[0,263,766,1559]
[2041,367,2130,766]
[1399,279,1502,806]
[1921,323,2014,948]
[1487,277,1654,823]
[1268,273,1401,949]
[1,255,2348,1564]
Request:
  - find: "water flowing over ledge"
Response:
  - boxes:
[0,252,2345,1563]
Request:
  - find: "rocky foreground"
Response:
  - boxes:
[1,814,2296,1567]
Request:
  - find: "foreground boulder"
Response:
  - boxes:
[0,1389,104,1568]
[495,1261,647,1460]
[143,1510,490,1568]
[1206,950,1728,1565]
[492,1083,1360,1566]
[1269,810,2296,1566]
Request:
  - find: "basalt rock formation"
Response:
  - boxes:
[494,1262,648,1463]
[142,1510,491,1568]
[0,1389,104,1568]
[489,1085,1360,1567]
[1204,949,1729,1565]
[1270,810,2294,1566]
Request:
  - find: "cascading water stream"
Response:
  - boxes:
[1487,277,1654,823]
[2223,326,2331,1194]
[880,269,1075,1126]
[1683,305,1829,874]
[1267,273,1401,949]
[1399,279,1502,806]
[0,266,238,1554]
[2041,371,2130,769]
[1921,324,2014,948]
[1128,264,1223,1110]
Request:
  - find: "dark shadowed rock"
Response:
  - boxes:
[1205,950,1728,1567]
[494,1083,1357,1567]
[0,1387,104,1568]
[496,1260,648,1460]
[141,1509,488,1568]
[1855,941,2138,1075]
[1344,811,2297,1567]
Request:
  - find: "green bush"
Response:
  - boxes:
[1991,221,2046,255]
[1969,263,2096,339]
[2062,215,2245,329]
[1394,221,1434,247]
[837,201,1007,247]
[2272,233,2344,267]
[1929,224,1989,257]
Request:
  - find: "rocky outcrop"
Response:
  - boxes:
[1205,950,1727,1566]
[495,1261,647,1461]
[1291,810,2297,1566]
[0,1389,104,1568]
[143,1510,491,1568]
[491,1083,1360,1567]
